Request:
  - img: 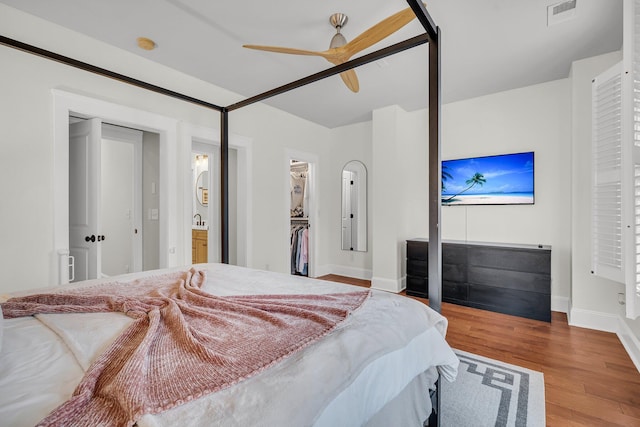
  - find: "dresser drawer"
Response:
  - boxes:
[407,240,428,261]
[467,246,551,275]
[443,281,468,301]
[407,259,428,277]
[406,275,428,296]
[468,284,551,322]
[467,265,550,294]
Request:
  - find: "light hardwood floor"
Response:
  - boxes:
[318,274,640,427]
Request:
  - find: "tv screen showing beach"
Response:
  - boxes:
[441,152,534,206]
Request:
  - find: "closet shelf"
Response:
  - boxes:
[290,217,309,221]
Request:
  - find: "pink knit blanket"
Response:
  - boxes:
[1,269,370,427]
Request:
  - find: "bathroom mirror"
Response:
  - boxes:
[341,160,367,252]
[196,171,209,206]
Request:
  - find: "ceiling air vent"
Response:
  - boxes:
[547,0,577,26]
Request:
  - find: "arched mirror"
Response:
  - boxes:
[341,160,367,251]
[196,170,209,206]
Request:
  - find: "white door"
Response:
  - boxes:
[101,138,135,276]
[101,124,143,277]
[69,118,102,281]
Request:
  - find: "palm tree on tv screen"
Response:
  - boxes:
[443,172,487,203]
[441,165,453,191]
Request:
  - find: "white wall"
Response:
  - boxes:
[142,132,160,271]
[0,4,331,292]
[440,79,572,308]
[321,122,372,279]
[370,106,406,291]
[227,105,331,275]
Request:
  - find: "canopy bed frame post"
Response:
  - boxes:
[427,27,442,314]
[406,0,441,313]
[220,108,230,264]
[406,2,441,425]
[427,26,442,427]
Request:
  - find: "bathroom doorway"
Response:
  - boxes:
[190,142,241,265]
[191,142,218,264]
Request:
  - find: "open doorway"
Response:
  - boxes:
[191,143,218,264]
[286,150,318,277]
[68,117,159,281]
[184,122,251,268]
[189,143,242,265]
[54,90,182,286]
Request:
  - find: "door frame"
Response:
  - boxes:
[191,141,219,263]
[53,90,179,285]
[180,122,252,267]
[285,149,318,277]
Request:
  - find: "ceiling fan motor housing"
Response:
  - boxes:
[330,13,348,30]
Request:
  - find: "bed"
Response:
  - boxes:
[0,263,458,426]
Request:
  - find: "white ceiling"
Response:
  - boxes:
[1,0,622,128]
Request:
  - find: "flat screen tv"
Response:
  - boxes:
[441,151,534,206]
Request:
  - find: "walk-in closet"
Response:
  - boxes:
[290,160,310,276]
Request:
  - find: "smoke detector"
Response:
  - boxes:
[547,0,577,26]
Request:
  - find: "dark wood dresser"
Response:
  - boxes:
[406,239,551,322]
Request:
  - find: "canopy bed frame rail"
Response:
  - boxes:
[0,35,225,113]
[0,1,443,422]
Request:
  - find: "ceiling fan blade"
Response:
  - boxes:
[339,70,360,93]
[341,6,418,57]
[243,44,329,58]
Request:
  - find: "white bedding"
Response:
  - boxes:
[0,263,458,426]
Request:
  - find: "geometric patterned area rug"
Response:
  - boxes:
[441,350,546,427]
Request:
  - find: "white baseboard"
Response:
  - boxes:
[314,265,406,293]
[313,264,333,278]
[330,265,372,281]
[371,276,405,293]
[313,264,372,280]
[551,296,569,313]
[568,307,619,332]
[617,318,640,373]
[569,307,640,373]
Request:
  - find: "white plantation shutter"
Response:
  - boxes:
[632,165,640,318]
[592,63,624,283]
[591,0,640,319]
[626,0,640,318]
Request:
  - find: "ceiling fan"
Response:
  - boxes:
[243,7,418,93]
